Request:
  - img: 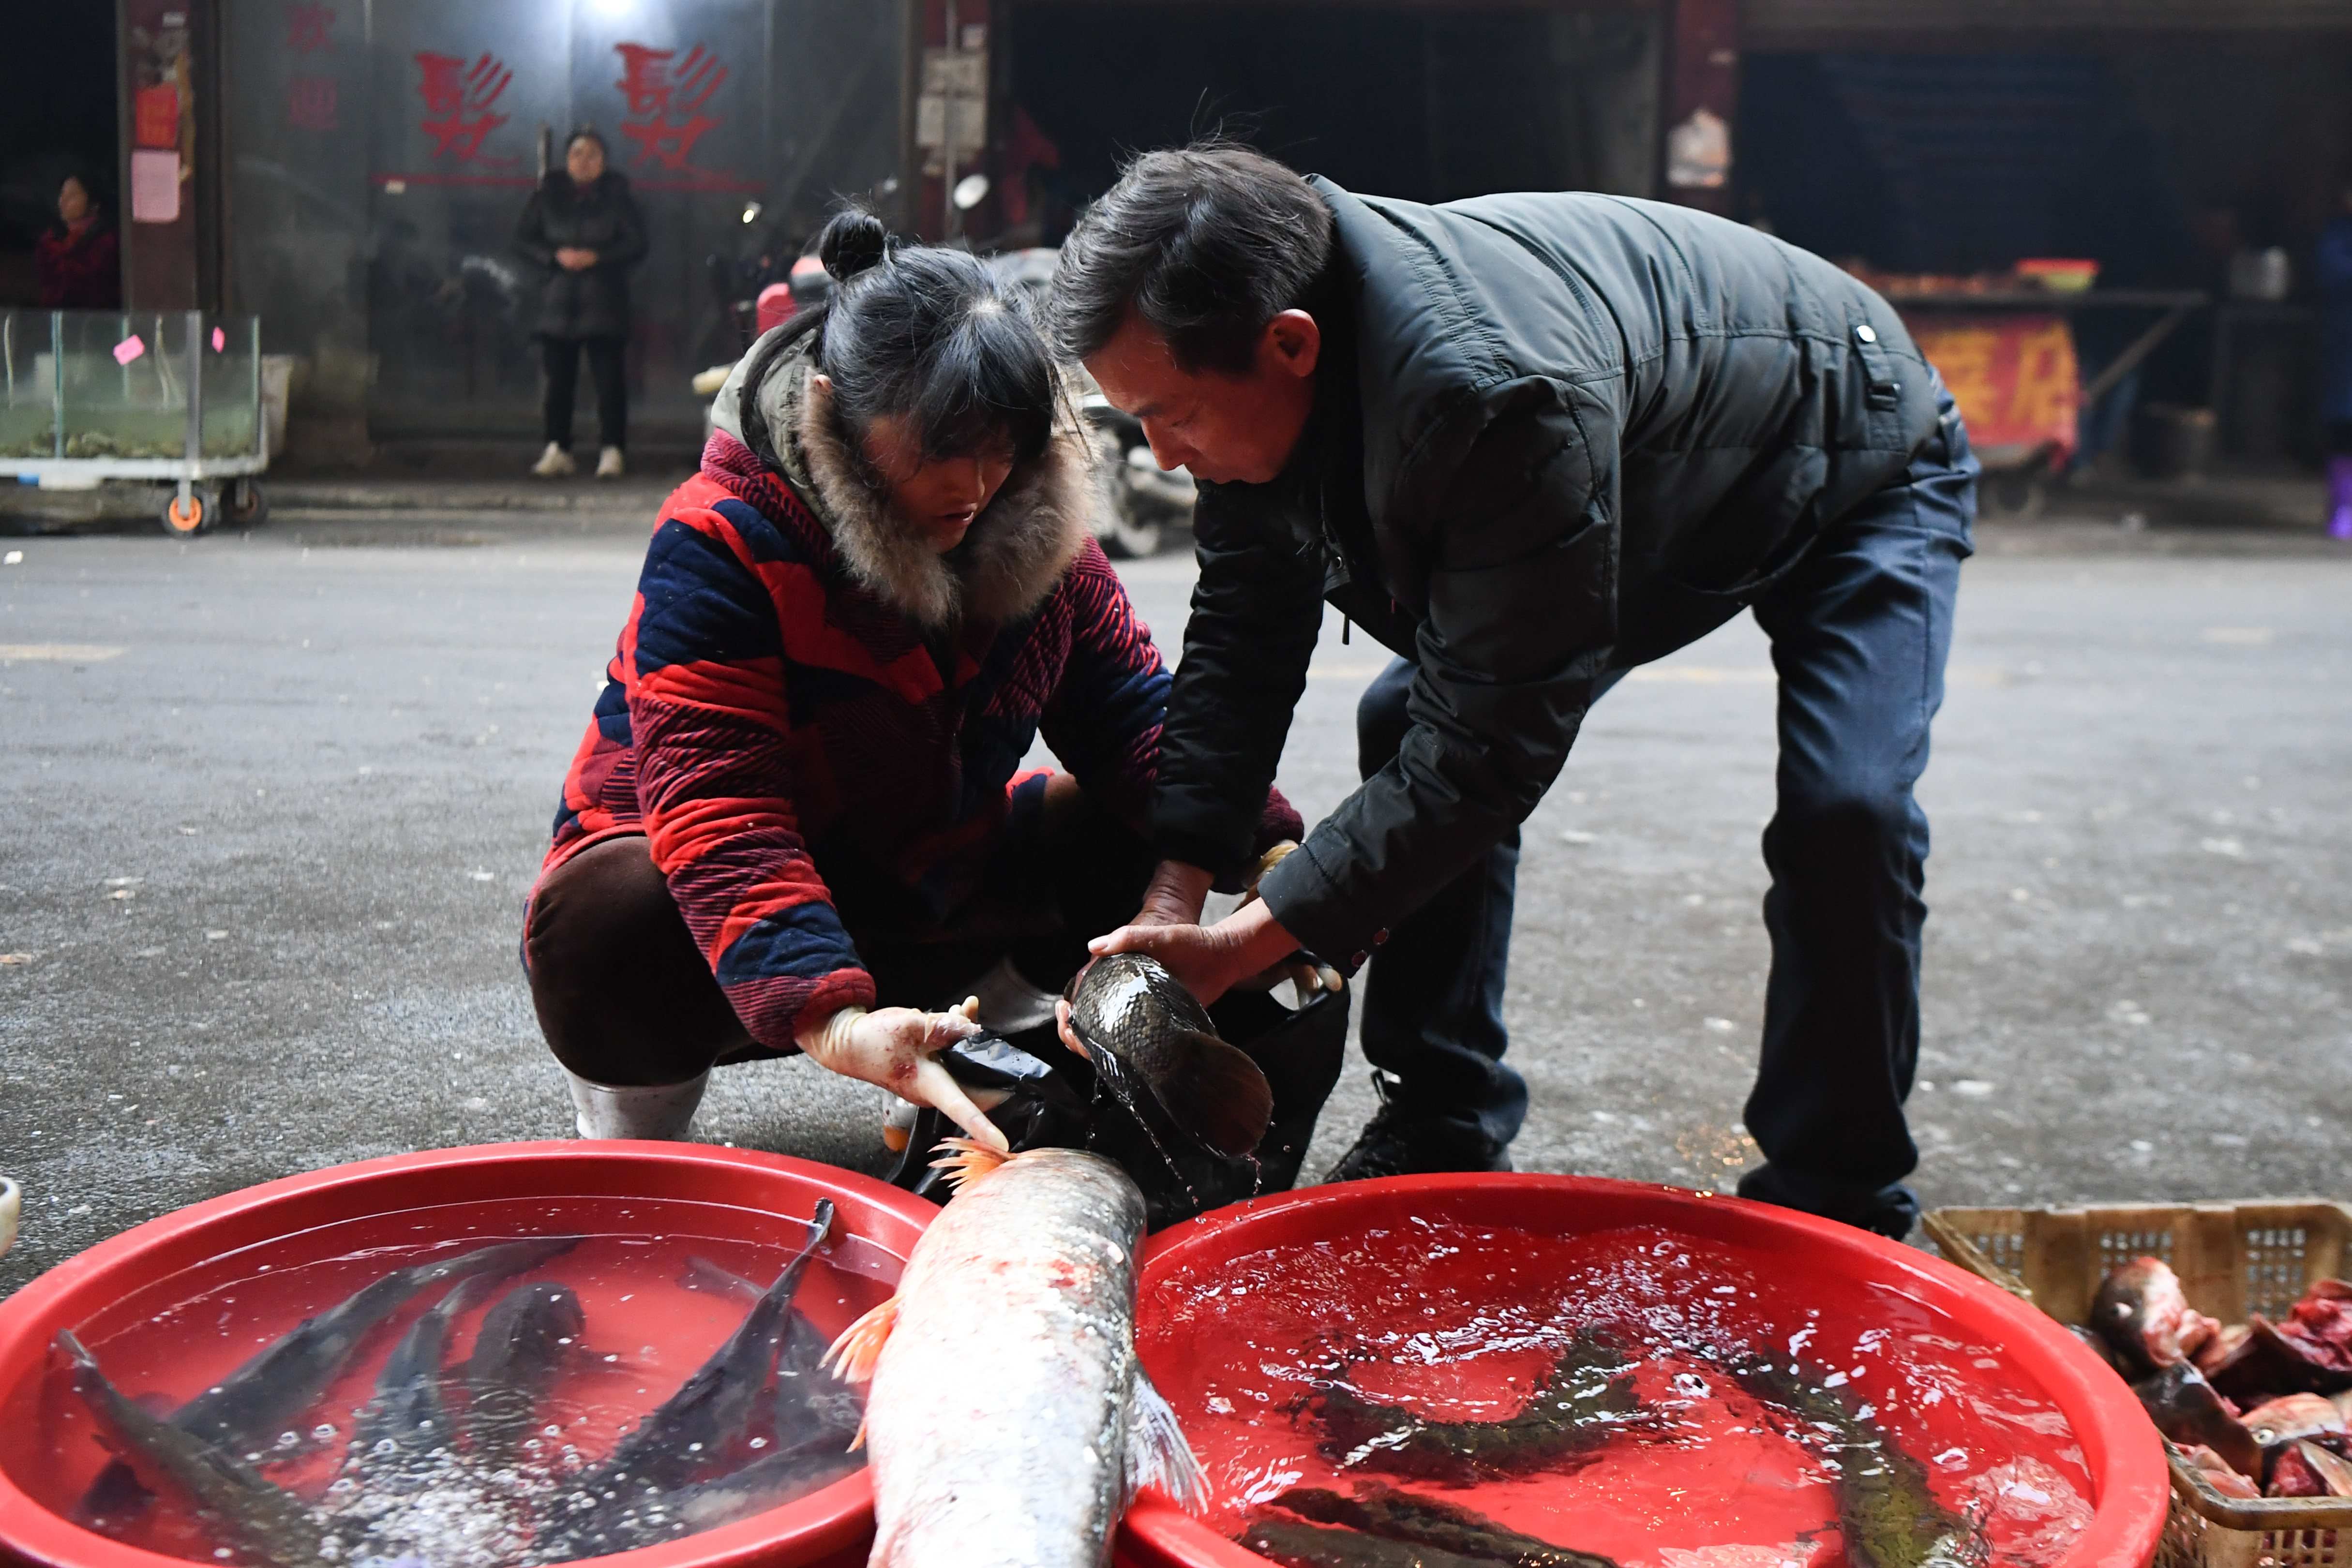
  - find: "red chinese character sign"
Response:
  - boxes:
[287,77,338,131]
[414,50,515,164]
[286,2,335,54]
[613,42,724,174]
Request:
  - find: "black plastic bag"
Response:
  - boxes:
[884,981,1349,1229]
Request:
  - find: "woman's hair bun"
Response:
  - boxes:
[817,208,891,284]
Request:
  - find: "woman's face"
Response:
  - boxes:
[567,137,605,185]
[57,178,90,225]
[859,412,1016,555]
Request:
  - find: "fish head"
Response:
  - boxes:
[2092,1255,2191,1372]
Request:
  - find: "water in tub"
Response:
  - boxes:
[1143,1222,2095,1568]
[21,1195,886,1568]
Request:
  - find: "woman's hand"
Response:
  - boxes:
[556,247,599,271]
[795,998,1007,1152]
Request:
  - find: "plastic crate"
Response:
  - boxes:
[1924,1201,2352,1568]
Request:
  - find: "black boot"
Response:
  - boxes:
[1325,1072,1513,1182]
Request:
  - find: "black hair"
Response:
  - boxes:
[1048,139,1334,375]
[565,127,608,158]
[739,206,1056,472]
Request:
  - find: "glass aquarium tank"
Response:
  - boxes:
[1,310,262,465]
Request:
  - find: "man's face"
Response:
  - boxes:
[1084,310,1320,486]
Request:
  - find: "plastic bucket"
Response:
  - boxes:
[0,1142,935,1568]
[1116,1174,2169,1568]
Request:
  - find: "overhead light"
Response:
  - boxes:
[740,201,763,225]
[952,173,990,211]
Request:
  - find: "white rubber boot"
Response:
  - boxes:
[968,955,1060,1034]
[532,442,575,478]
[564,1069,708,1140]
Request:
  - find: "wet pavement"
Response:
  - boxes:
[2,493,2348,1295]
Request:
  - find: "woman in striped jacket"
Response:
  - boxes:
[525,209,1295,1148]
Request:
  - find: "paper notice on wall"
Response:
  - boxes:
[113,335,146,366]
[131,149,181,224]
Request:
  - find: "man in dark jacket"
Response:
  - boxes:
[1049,143,1976,1239]
[515,130,649,479]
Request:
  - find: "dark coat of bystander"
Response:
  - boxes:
[514,169,649,341]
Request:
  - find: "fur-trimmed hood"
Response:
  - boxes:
[710,329,1098,629]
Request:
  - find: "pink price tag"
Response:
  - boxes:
[210,327,225,352]
[112,335,145,366]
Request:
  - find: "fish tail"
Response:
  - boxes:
[822,1296,899,1385]
[929,1136,1013,1191]
[1126,1368,1210,1515]
[1153,1030,1274,1159]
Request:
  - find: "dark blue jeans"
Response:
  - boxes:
[1357,394,1976,1218]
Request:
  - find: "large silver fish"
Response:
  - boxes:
[827,1142,1205,1568]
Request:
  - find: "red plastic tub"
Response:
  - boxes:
[0,1142,936,1568]
[1117,1175,2169,1568]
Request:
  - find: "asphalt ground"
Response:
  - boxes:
[2,495,2348,1297]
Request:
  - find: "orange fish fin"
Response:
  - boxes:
[846,1416,869,1452]
[822,1294,899,1385]
[930,1136,1014,1192]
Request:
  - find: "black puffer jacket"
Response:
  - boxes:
[1152,179,1950,971]
[514,171,649,340]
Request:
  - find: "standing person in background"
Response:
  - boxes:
[516,130,647,480]
[2321,185,2352,542]
[34,172,119,309]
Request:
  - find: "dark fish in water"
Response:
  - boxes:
[344,1277,479,1483]
[534,1204,835,1560]
[680,1255,862,1452]
[2133,1363,2261,1480]
[593,1437,868,1548]
[465,1282,586,1468]
[2269,1439,2352,1499]
[1261,1483,1618,1568]
[1303,1325,1664,1485]
[2090,1256,2220,1379]
[1724,1355,1976,1568]
[1065,952,1273,1158]
[56,1330,332,1568]
[1243,1516,1525,1568]
[82,1236,578,1520]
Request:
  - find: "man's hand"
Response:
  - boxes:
[1089,898,1303,1008]
[795,999,1006,1151]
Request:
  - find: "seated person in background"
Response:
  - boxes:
[524,209,1296,1149]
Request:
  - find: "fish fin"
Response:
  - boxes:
[822,1296,899,1385]
[930,1136,1013,1191]
[680,1254,763,1302]
[1124,1367,1209,1516]
[1153,1030,1274,1159]
[846,1416,869,1452]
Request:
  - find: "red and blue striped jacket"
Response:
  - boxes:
[543,383,1183,1050]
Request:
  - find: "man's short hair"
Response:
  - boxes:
[1049,141,1335,376]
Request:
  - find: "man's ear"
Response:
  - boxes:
[1261,310,1321,380]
